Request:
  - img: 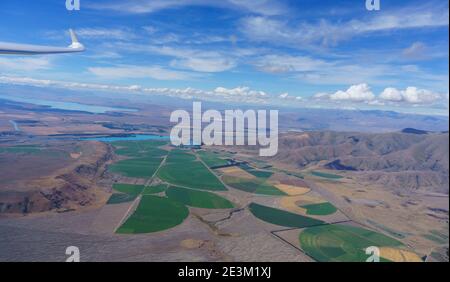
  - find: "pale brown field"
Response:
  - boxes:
[379,247,423,262]
[274,184,310,196]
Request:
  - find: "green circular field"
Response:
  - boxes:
[301,202,337,216]
[117,196,189,234]
[249,203,324,228]
[299,224,404,262]
[166,186,234,209]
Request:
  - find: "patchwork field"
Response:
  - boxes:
[143,184,168,195]
[249,203,324,228]
[239,164,273,179]
[113,140,168,158]
[112,184,145,195]
[197,150,229,168]
[109,157,164,178]
[165,150,197,163]
[117,195,189,234]
[275,184,310,196]
[222,176,285,196]
[158,155,226,191]
[166,186,234,209]
[107,193,136,205]
[299,224,406,262]
[218,166,255,179]
[15,140,438,262]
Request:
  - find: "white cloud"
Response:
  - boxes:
[170,57,236,73]
[214,86,267,97]
[227,0,286,16]
[253,54,330,73]
[241,5,448,47]
[0,57,52,72]
[329,84,375,102]
[76,28,136,40]
[0,76,272,104]
[147,46,237,73]
[1,76,448,112]
[88,65,194,80]
[88,0,287,16]
[279,92,289,99]
[402,42,427,59]
[315,84,446,105]
[380,87,442,104]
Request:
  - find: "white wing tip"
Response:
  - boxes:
[68,29,85,50]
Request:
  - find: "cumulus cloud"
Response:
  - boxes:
[316,84,446,105]
[380,87,442,104]
[1,75,447,110]
[329,84,375,102]
[0,76,273,104]
[214,86,267,98]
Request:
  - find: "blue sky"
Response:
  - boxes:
[0,0,448,115]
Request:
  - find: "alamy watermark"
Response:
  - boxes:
[170,102,279,157]
[366,246,381,262]
[66,0,80,11]
[65,246,80,262]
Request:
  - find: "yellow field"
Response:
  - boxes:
[279,196,307,214]
[274,184,310,196]
[379,247,423,262]
[218,167,255,179]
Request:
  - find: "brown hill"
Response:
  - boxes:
[273,131,449,194]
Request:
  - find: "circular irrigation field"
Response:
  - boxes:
[166,186,234,209]
[299,224,406,262]
[117,196,189,234]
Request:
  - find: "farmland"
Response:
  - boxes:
[166,186,234,209]
[197,150,229,168]
[299,224,406,262]
[116,195,189,234]
[301,202,337,216]
[239,164,273,179]
[107,193,136,205]
[112,184,145,195]
[143,184,168,195]
[222,176,285,196]
[109,157,164,178]
[113,140,168,158]
[158,157,227,191]
[104,143,435,262]
[249,203,324,228]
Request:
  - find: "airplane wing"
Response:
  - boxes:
[0,29,85,55]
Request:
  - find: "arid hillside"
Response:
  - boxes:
[272,130,449,194]
[0,141,112,214]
